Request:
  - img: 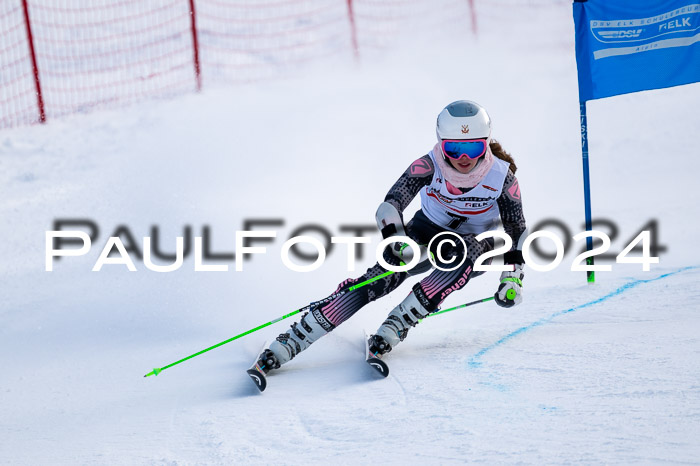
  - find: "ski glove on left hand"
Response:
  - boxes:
[495,264,524,308]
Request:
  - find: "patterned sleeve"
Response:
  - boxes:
[497,170,527,260]
[383,154,434,214]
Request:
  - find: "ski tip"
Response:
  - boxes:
[367,358,390,378]
[246,369,267,392]
[364,330,390,378]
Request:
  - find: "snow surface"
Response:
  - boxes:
[2,5,700,465]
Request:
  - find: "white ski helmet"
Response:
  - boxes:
[436,100,491,142]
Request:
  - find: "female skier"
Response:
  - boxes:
[248,100,527,389]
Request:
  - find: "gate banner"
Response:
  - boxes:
[573,0,700,101]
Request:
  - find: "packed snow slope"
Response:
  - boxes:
[2,8,700,466]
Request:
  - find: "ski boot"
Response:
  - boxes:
[374,283,438,351]
[365,283,438,377]
[247,307,333,392]
[252,349,280,375]
[367,334,391,355]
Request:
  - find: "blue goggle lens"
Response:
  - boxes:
[442,139,487,159]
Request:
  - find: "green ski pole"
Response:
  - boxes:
[144,270,396,377]
[420,295,495,322]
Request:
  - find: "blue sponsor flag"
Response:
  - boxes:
[573,0,700,101]
[572,1,699,283]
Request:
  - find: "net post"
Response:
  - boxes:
[346,0,360,62]
[468,0,478,36]
[188,0,202,91]
[21,0,45,123]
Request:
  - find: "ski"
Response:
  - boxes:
[364,331,389,377]
[246,342,269,392]
[246,366,267,392]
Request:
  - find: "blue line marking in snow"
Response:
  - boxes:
[467,266,699,369]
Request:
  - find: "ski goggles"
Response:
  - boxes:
[441,139,488,160]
